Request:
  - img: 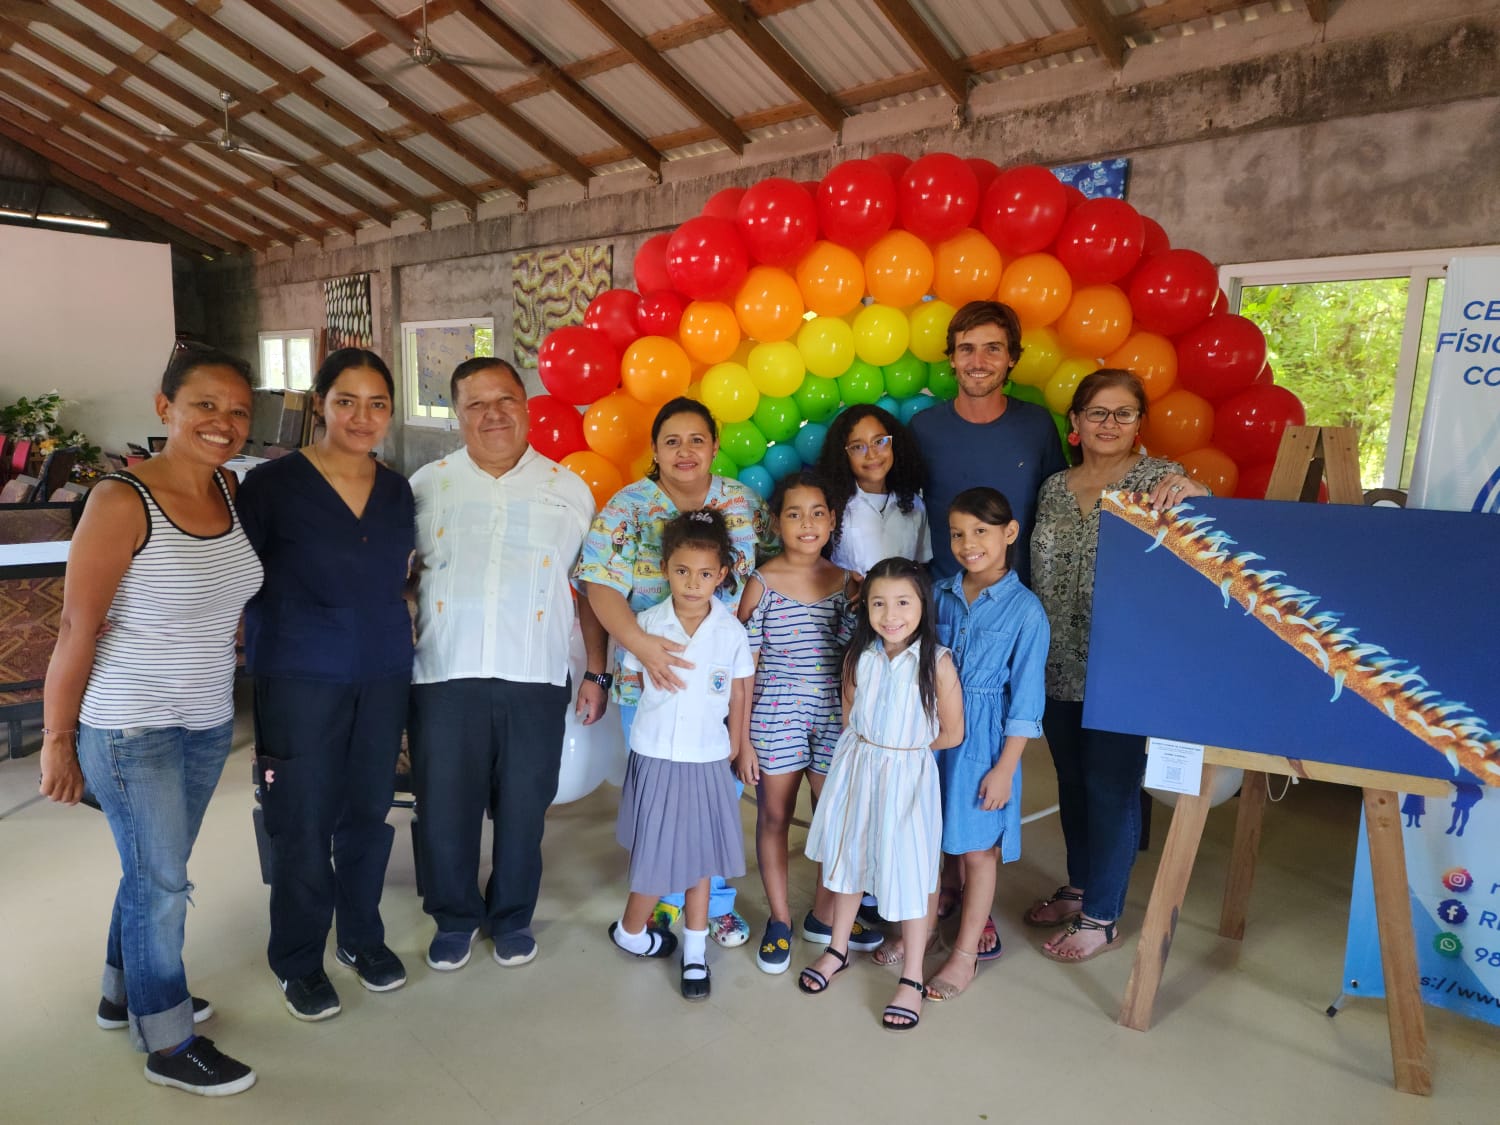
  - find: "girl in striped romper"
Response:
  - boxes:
[800,557,964,1032]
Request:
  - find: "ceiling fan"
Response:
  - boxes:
[384,0,528,76]
[126,92,300,171]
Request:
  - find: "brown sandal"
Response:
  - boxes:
[1040,916,1124,963]
[1023,885,1083,929]
[923,949,979,1001]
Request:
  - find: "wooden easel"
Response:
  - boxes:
[1116,426,1443,1096]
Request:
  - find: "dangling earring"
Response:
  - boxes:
[1067,431,1081,446]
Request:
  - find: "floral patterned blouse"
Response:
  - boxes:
[1029,455,1183,702]
[572,474,774,706]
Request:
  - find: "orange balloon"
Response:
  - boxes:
[627,445,655,481]
[864,230,934,308]
[678,300,741,365]
[620,335,691,407]
[734,265,805,342]
[795,240,865,318]
[1056,284,1133,359]
[583,390,652,465]
[932,228,1002,307]
[1104,331,1178,401]
[997,253,1072,329]
[1140,389,1214,459]
[1178,446,1240,497]
[561,450,625,509]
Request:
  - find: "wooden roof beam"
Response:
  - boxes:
[450,1,661,175]
[245,1,530,201]
[700,0,844,135]
[66,0,397,225]
[567,0,745,155]
[869,0,969,107]
[44,166,224,257]
[1065,0,1127,70]
[152,0,481,214]
[339,0,594,187]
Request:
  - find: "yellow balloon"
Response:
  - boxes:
[629,446,655,480]
[908,300,955,364]
[1044,357,1098,416]
[748,340,806,398]
[700,361,760,423]
[1010,326,1063,388]
[797,316,856,379]
[852,304,910,367]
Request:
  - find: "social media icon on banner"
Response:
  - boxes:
[1437,899,1469,925]
[1441,867,1474,893]
[1433,933,1463,958]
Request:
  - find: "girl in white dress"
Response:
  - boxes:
[801,557,964,1031]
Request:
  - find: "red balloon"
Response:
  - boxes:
[1141,217,1170,258]
[1213,384,1306,466]
[583,289,641,355]
[869,152,912,181]
[818,159,897,250]
[1062,185,1087,210]
[1054,198,1145,286]
[637,290,688,337]
[964,158,1001,202]
[537,325,619,406]
[527,394,587,461]
[1253,361,1274,386]
[979,165,1067,258]
[1212,288,1229,315]
[1176,314,1268,402]
[665,216,749,302]
[1234,460,1276,500]
[1127,249,1219,337]
[737,177,818,267]
[897,153,980,243]
[633,233,673,295]
[702,187,745,221]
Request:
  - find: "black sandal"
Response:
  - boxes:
[608,921,678,959]
[797,947,848,994]
[680,960,711,1001]
[881,977,923,1031]
[1023,885,1083,928]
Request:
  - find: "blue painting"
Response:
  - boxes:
[1052,158,1129,200]
[1083,493,1500,787]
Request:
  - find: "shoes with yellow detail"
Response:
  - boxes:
[756,919,793,974]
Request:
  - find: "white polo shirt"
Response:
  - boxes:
[622,597,754,763]
[411,446,594,686]
[830,488,933,575]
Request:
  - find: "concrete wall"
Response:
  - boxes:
[190,1,1500,474]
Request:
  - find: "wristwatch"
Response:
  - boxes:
[583,670,613,690]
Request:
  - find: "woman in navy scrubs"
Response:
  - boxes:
[236,348,416,1021]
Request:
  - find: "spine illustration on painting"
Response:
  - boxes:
[1103,491,1500,787]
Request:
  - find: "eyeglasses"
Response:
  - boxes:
[1080,406,1142,425]
[845,435,893,457]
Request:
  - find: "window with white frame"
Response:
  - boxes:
[1223,247,1499,490]
[257,330,315,391]
[401,318,495,426]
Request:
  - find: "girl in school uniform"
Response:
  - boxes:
[799,558,964,1031]
[818,404,932,577]
[924,488,1049,1001]
[609,509,755,1001]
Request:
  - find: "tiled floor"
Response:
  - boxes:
[1,711,1494,1124]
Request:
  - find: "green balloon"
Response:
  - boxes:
[928,359,958,400]
[752,395,802,444]
[794,374,841,424]
[710,449,739,478]
[1006,381,1046,407]
[720,419,768,468]
[883,351,928,399]
[1052,410,1071,452]
[838,358,885,406]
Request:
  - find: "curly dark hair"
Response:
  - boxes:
[816,404,927,552]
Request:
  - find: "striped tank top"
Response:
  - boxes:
[80,471,263,731]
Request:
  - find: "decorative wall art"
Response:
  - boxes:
[512,246,612,370]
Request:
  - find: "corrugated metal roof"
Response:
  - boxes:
[579,64,702,142]
[665,33,799,118]
[764,0,925,94]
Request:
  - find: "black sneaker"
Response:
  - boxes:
[335,943,407,992]
[144,1036,256,1096]
[98,995,213,1030]
[801,910,885,953]
[277,969,341,1021]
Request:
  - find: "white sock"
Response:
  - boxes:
[613,919,652,955]
[682,927,708,980]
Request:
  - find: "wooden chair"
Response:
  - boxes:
[32,448,79,503]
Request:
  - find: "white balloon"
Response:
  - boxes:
[1147,766,1244,810]
[551,621,627,805]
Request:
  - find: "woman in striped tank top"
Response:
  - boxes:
[39,346,264,1097]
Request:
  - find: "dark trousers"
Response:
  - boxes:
[410,678,569,936]
[1043,699,1147,923]
[255,676,408,980]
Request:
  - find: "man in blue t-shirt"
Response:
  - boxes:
[910,300,1067,584]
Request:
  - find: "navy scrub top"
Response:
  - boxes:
[236,451,416,684]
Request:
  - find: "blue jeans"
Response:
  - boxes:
[617,703,738,918]
[1042,700,1146,923]
[78,719,235,1052]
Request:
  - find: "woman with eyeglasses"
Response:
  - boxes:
[817,403,931,579]
[1026,369,1209,963]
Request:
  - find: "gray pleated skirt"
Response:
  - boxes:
[615,752,747,897]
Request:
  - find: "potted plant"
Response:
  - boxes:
[0,391,103,481]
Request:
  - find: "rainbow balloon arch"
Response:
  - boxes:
[528,152,1311,507]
